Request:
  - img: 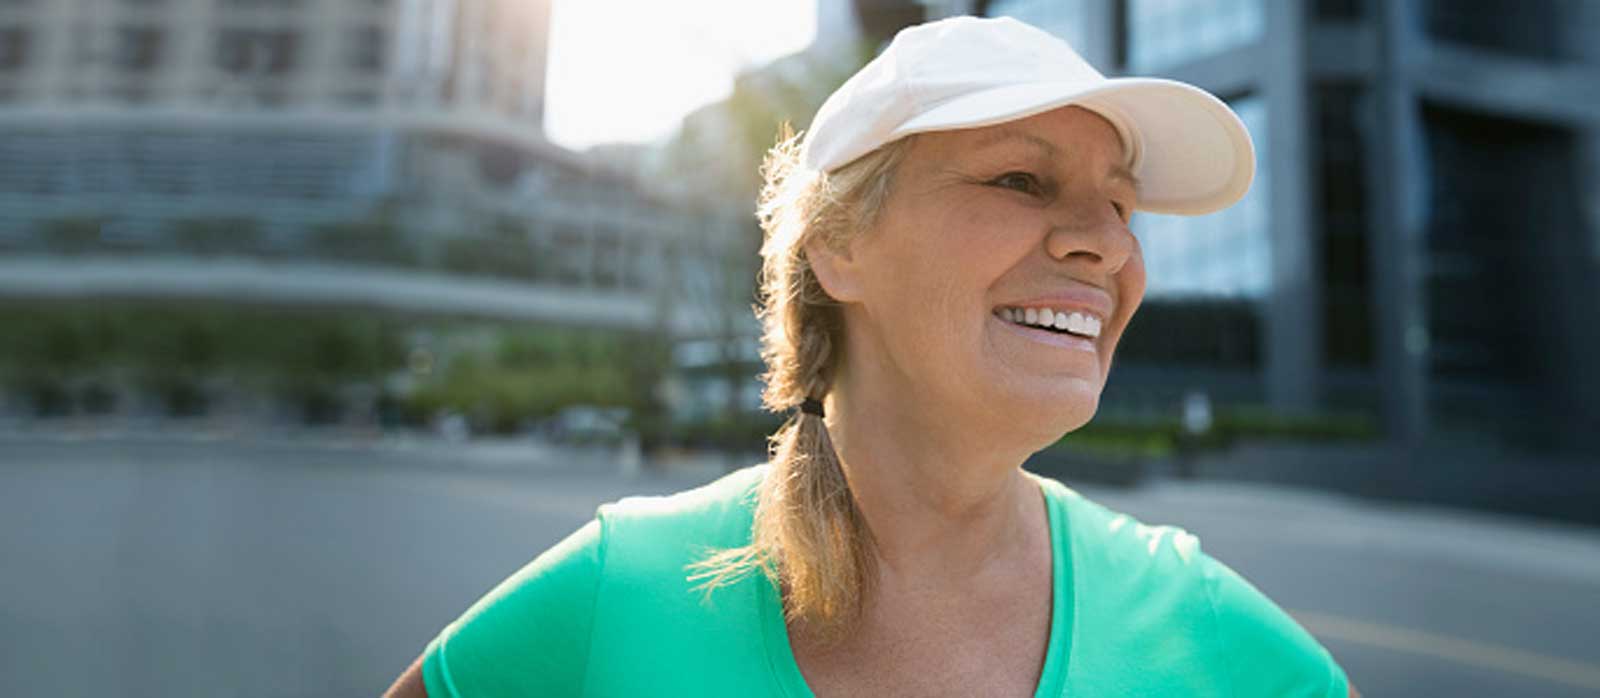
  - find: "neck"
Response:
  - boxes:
[823,362,1047,585]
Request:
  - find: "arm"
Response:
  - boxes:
[1350,683,1362,698]
[383,653,428,698]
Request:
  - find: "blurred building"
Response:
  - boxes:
[926,0,1600,457]
[0,0,726,334]
[656,0,933,419]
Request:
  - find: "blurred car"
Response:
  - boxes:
[541,406,629,445]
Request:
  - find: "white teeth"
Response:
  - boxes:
[998,306,1103,338]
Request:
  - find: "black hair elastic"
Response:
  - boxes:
[798,398,825,418]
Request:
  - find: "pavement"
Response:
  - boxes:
[1,434,1596,697]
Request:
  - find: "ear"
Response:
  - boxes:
[804,236,866,303]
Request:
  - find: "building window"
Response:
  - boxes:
[347,25,385,73]
[116,26,164,73]
[1133,95,1271,299]
[1314,0,1365,21]
[338,90,379,106]
[1421,102,1570,386]
[1422,0,1590,63]
[216,31,250,73]
[1314,83,1373,368]
[0,27,27,72]
[216,29,298,75]
[1128,0,1263,72]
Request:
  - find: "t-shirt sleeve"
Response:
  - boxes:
[1202,553,1350,698]
[421,519,603,698]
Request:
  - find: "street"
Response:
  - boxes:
[2,436,1597,697]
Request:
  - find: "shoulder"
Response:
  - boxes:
[585,465,782,692]
[602,463,767,522]
[1202,552,1351,697]
[422,465,772,698]
[423,518,604,698]
[1035,474,1348,697]
[1036,474,1205,575]
[598,463,767,556]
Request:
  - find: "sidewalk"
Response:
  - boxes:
[1165,440,1600,528]
[1081,474,1600,585]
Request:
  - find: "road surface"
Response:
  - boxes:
[2,436,1596,696]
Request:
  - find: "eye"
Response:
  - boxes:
[1111,200,1130,222]
[989,171,1044,196]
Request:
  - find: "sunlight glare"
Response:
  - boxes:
[545,0,818,150]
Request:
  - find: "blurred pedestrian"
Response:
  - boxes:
[389,16,1357,698]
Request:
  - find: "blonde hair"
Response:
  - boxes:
[688,125,913,644]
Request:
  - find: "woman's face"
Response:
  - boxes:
[816,105,1145,445]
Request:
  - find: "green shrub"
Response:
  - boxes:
[1047,405,1380,459]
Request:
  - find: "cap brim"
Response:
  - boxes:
[891,78,1255,216]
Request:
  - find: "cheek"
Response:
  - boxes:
[944,201,1041,288]
[873,201,1030,304]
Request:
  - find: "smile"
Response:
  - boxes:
[993,305,1102,339]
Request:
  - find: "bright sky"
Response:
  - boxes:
[544,0,818,151]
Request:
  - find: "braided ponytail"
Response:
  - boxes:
[688,125,912,644]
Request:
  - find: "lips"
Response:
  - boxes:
[993,305,1101,338]
[991,285,1114,342]
[991,312,1098,353]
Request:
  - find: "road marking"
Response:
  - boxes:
[1291,608,1600,691]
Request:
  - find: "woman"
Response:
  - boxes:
[388,16,1358,698]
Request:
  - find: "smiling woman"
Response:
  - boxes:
[387,15,1357,698]
[802,106,1145,460]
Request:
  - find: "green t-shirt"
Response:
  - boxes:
[422,465,1350,697]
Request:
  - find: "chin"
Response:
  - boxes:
[1052,401,1098,437]
[1005,391,1101,451]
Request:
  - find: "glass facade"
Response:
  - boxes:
[0,27,27,73]
[1126,0,1262,73]
[1133,95,1270,299]
[1422,0,1598,64]
[1421,105,1540,388]
[1314,0,1365,21]
[0,130,392,203]
[1419,101,1597,446]
[1314,83,1373,368]
[974,0,1600,452]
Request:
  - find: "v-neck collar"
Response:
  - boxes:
[759,473,1076,697]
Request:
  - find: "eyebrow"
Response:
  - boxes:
[973,127,1143,190]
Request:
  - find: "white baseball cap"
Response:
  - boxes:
[799,15,1255,216]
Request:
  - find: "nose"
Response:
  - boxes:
[1043,203,1134,275]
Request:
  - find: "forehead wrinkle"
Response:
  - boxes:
[970,127,1060,159]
